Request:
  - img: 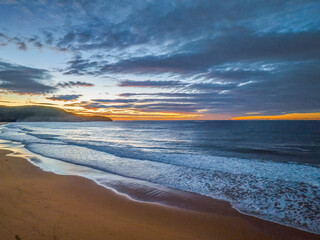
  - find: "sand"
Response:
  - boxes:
[0,149,318,240]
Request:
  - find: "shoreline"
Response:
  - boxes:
[0,149,318,240]
[3,139,318,235]
[2,136,319,235]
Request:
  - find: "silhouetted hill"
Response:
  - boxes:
[0,106,112,122]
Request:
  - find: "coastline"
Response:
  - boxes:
[0,149,318,240]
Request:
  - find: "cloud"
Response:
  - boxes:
[63,56,102,75]
[39,1,318,52]
[118,92,194,98]
[83,102,133,109]
[0,32,9,46]
[1,0,320,116]
[61,59,320,115]
[16,41,27,51]
[90,31,320,76]
[113,60,320,115]
[57,81,94,88]
[92,99,137,104]
[0,32,46,51]
[0,59,56,94]
[47,94,82,101]
[118,80,182,88]
[28,36,44,48]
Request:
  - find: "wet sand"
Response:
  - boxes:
[0,149,318,240]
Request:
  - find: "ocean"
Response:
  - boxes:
[0,121,319,233]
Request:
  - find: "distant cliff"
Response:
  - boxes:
[0,106,112,122]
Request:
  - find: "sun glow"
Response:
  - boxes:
[233,112,320,120]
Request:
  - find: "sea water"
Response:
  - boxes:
[0,121,319,233]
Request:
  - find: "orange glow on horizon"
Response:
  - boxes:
[232,112,320,120]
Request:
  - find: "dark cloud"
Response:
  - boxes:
[28,36,43,48]
[54,1,320,116]
[0,33,45,50]
[0,60,56,94]
[111,60,320,115]
[118,80,182,88]
[0,32,9,46]
[57,81,94,88]
[225,61,320,114]
[0,33,7,38]
[16,41,27,51]
[42,1,318,52]
[84,98,201,112]
[63,56,102,75]
[118,92,194,98]
[47,94,82,101]
[92,31,320,75]
[133,103,198,112]
[202,68,270,82]
[42,31,54,45]
[189,82,237,91]
[83,102,133,109]
[6,37,29,51]
[92,99,137,104]
[92,97,197,105]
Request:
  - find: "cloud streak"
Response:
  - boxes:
[47,94,82,101]
[118,80,182,88]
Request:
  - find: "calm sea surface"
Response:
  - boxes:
[0,121,319,233]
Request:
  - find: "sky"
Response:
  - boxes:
[0,0,319,120]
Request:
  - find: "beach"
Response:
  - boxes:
[0,149,318,240]
[1,0,319,238]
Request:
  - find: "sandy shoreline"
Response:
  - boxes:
[0,149,318,240]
